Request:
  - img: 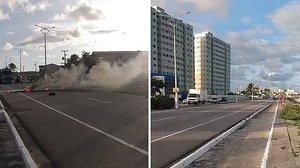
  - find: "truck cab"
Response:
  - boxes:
[187,89,207,105]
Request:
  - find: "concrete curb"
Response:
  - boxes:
[170,101,273,168]
[0,101,38,168]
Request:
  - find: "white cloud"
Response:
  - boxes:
[241,17,252,24]
[151,0,167,7]
[1,42,14,50]
[53,13,66,21]
[65,1,104,21]
[0,0,51,13]
[269,1,300,35]
[22,1,52,13]
[0,9,9,20]
[6,31,14,35]
[176,0,230,17]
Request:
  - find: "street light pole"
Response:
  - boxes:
[236,56,241,102]
[34,62,38,72]
[173,12,179,109]
[161,11,190,109]
[35,24,55,67]
[15,48,25,73]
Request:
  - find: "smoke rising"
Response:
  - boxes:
[37,52,148,94]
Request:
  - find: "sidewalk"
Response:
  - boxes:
[0,111,25,168]
[267,105,300,168]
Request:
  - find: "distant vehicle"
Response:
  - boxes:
[0,68,13,84]
[183,99,188,104]
[208,97,221,104]
[219,97,227,103]
[187,89,207,105]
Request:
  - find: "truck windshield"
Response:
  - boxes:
[188,94,198,97]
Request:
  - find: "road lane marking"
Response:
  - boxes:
[151,105,261,143]
[18,92,148,156]
[152,117,175,123]
[85,98,110,104]
[261,102,279,168]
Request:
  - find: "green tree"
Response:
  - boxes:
[66,54,80,68]
[81,51,97,73]
[8,63,17,72]
[151,79,166,96]
[246,83,260,96]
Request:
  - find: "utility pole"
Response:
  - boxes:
[236,56,241,102]
[160,11,191,109]
[34,62,38,72]
[35,24,55,67]
[22,66,25,72]
[61,50,68,66]
[15,48,25,72]
[5,56,7,67]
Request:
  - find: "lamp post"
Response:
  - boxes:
[15,48,25,73]
[236,56,241,102]
[34,61,38,72]
[160,11,190,109]
[35,24,55,67]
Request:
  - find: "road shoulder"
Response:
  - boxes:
[267,105,300,168]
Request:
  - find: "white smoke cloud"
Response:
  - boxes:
[37,52,147,93]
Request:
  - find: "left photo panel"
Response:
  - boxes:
[0,0,149,168]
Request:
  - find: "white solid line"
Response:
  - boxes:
[152,117,175,123]
[0,102,38,168]
[85,98,110,104]
[261,102,279,168]
[18,92,148,156]
[151,105,258,143]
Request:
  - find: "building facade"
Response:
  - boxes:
[194,32,231,95]
[151,6,194,93]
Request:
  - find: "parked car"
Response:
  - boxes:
[209,97,220,104]
[183,99,188,104]
[219,97,227,103]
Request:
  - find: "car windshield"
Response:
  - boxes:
[188,94,198,97]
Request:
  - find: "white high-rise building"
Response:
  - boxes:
[151,6,194,93]
[194,32,231,95]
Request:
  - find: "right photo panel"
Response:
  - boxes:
[151,0,300,168]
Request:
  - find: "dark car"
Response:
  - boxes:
[220,97,227,103]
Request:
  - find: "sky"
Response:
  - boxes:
[152,0,300,93]
[0,0,149,71]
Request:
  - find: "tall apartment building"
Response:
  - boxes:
[194,32,231,95]
[151,6,194,93]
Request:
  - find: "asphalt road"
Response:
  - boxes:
[0,84,148,168]
[151,100,271,168]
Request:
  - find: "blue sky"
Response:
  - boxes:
[152,0,300,93]
[0,0,149,71]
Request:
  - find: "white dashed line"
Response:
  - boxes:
[152,117,175,123]
[18,92,148,156]
[85,98,110,104]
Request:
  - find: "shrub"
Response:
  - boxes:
[280,104,300,120]
[151,95,173,110]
